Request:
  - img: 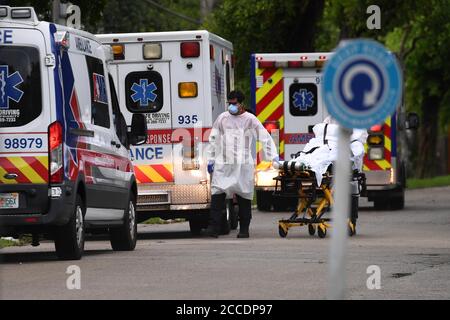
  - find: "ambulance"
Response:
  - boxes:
[96,31,236,234]
[251,52,418,211]
[0,6,147,260]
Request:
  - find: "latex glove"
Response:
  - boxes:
[272,156,281,169]
[207,161,215,174]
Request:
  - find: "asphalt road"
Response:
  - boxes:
[1,186,449,300]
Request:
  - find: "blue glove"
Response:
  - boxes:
[207,161,215,174]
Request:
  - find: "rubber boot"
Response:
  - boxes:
[237,218,250,238]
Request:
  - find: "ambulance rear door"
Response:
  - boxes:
[283,71,325,160]
[117,61,174,184]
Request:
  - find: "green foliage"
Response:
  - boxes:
[407,175,450,189]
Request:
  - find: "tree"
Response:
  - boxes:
[316,0,450,178]
[204,0,325,97]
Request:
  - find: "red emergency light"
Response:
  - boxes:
[181,42,200,58]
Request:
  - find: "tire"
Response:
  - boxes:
[256,190,272,211]
[317,224,327,238]
[374,199,389,210]
[273,197,297,212]
[189,218,208,236]
[54,194,85,260]
[278,225,288,238]
[389,192,405,210]
[308,224,316,236]
[227,199,239,230]
[110,193,137,251]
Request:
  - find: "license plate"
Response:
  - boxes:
[0,193,19,209]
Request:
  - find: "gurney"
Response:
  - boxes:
[273,119,367,238]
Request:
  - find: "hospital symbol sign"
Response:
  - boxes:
[293,89,314,111]
[0,65,24,109]
[131,79,157,107]
[323,39,402,129]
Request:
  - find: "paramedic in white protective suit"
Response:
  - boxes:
[205,90,279,238]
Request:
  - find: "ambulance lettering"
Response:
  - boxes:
[0,30,13,44]
[130,147,163,161]
[0,65,24,109]
[131,79,157,107]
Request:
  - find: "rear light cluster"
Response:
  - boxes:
[257,55,327,69]
[367,124,384,160]
[48,121,63,184]
[182,139,199,170]
[181,41,200,58]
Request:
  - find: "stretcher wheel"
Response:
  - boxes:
[308,224,316,236]
[278,225,288,238]
[317,225,327,238]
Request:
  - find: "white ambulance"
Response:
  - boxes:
[97,31,236,234]
[0,6,147,260]
[251,52,418,211]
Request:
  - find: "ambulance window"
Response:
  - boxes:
[0,46,41,128]
[289,83,318,117]
[225,61,231,98]
[86,56,110,128]
[109,74,127,147]
[125,71,163,113]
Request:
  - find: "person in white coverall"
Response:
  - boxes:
[205,90,279,238]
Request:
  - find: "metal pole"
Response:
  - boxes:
[327,126,352,299]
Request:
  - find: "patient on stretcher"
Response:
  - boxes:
[293,116,368,185]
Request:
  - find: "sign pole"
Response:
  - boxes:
[327,126,352,299]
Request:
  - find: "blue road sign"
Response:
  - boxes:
[322,39,402,129]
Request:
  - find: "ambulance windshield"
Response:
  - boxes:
[0,46,42,128]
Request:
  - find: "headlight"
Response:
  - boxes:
[368,147,384,160]
[255,169,278,187]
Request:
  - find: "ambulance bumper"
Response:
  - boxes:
[0,182,76,234]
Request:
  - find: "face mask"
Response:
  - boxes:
[228,104,239,115]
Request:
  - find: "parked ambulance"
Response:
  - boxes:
[0,6,147,260]
[250,52,418,211]
[96,31,236,234]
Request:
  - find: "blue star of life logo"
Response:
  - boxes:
[0,65,24,109]
[131,79,157,107]
[293,89,314,111]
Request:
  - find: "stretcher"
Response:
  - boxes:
[273,160,366,238]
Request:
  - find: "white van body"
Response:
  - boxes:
[0,6,145,259]
[97,31,235,233]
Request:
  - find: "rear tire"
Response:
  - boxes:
[256,190,272,211]
[389,192,405,210]
[110,193,137,251]
[189,218,208,236]
[55,194,85,260]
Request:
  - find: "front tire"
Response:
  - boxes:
[54,194,85,260]
[110,194,137,251]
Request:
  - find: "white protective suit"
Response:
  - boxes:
[295,116,368,186]
[207,111,278,200]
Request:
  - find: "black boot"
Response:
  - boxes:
[237,218,250,238]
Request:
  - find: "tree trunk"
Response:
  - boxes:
[200,0,220,22]
[417,94,440,178]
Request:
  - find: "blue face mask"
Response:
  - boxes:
[228,104,239,115]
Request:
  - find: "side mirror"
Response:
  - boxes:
[128,114,147,146]
[405,112,419,130]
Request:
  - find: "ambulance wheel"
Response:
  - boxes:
[54,195,85,260]
[308,224,316,236]
[256,190,272,211]
[278,225,288,238]
[389,193,405,210]
[189,218,208,236]
[317,225,327,238]
[110,193,137,251]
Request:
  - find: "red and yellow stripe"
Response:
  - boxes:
[0,156,48,184]
[134,164,174,184]
[255,67,284,169]
[363,117,392,171]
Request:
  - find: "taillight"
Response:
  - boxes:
[182,138,200,170]
[181,42,200,58]
[370,124,383,132]
[264,121,279,133]
[48,121,63,183]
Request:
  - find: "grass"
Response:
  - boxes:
[406,175,450,189]
[0,236,31,249]
[143,217,186,224]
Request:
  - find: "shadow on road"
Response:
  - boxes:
[0,249,113,264]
